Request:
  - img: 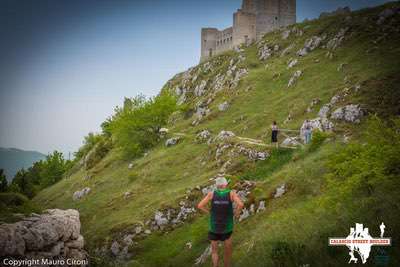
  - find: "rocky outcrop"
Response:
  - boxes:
[0,209,88,265]
[331,104,364,123]
[297,36,325,56]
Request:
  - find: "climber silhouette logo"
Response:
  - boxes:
[328,222,391,264]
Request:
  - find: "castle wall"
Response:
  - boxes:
[215,27,234,54]
[233,10,256,47]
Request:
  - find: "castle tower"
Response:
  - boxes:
[200,28,218,62]
[242,0,256,13]
[200,0,296,62]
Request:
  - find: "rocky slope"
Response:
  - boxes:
[32,2,400,267]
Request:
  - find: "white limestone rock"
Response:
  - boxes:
[216,131,235,141]
[331,104,364,123]
[288,70,303,87]
[165,137,181,147]
[218,101,230,112]
[287,58,298,69]
[72,187,91,201]
[274,184,286,198]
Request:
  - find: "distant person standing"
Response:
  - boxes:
[304,120,312,144]
[271,121,279,148]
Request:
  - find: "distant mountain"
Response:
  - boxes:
[0,147,46,182]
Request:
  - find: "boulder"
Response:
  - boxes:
[257,201,266,213]
[165,137,181,147]
[72,187,91,201]
[274,184,286,198]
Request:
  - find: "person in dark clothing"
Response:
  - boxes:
[197,177,244,267]
[271,121,279,148]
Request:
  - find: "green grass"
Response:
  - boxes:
[239,148,295,181]
[31,2,400,266]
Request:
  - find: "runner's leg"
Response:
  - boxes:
[211,240,219,267]
[224,237,232,267]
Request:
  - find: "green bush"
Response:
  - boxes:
[308,131,329,152]
[109,93,177,158]
[9,151,72,198]
[0,192,29,206]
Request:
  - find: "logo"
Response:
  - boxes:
[329,222,391,264]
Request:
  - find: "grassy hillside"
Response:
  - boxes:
[34,2,400,266]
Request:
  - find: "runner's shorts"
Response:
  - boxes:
[208,231,232,241]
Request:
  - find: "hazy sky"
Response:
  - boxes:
[0,0,391,156]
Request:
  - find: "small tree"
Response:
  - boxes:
[109,93,177,158]
[0,169,7,192]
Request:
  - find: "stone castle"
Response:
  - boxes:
[201,0,296,62]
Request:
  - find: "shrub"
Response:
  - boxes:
[308,131,329,152]
[109,93,177,158]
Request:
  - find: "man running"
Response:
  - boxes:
[197,177,244,267]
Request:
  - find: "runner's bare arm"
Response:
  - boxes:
[197,192,213,214]
[231,191,244,218]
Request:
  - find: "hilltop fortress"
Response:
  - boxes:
[201,0,296,62]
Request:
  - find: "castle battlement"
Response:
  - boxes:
[200,0,296,62]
